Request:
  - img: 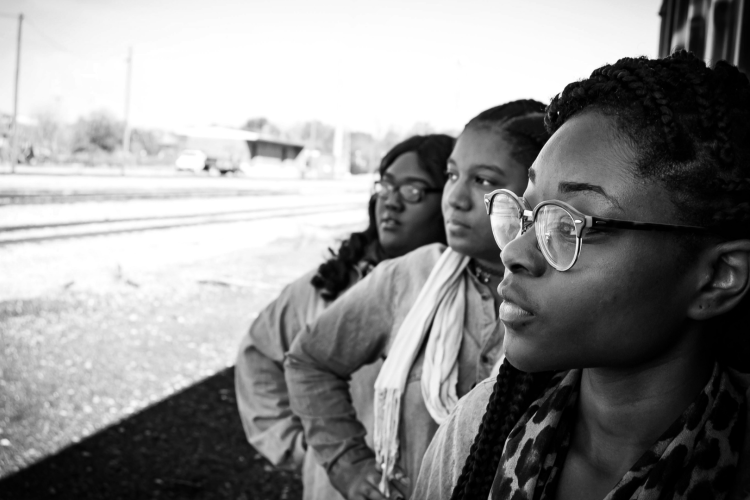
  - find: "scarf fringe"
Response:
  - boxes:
[373,388,401,497]
[372,248,469,497]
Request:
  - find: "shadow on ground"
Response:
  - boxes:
[0,367,302,500]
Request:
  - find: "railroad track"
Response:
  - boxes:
[0,189,284,205]
[0,202,364,246]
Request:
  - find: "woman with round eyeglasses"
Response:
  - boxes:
[286,100,551,500]
[235,134,454,499]
[414,53,750,500]
[484,188,709,272]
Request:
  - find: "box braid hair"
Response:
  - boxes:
[450,51,750,500]
[311,134,454,301]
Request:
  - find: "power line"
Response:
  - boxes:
[25,18,99,61]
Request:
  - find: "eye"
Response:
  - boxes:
[404,184,422,195]
[474,175,495,187]
[445,169,458,182]
[554,220,577,241]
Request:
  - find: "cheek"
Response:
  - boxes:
[374,198,386,223]
[524,238,692,368]
[440,184,453,213]
[403,198,442,228]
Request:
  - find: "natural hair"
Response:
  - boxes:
[311,134,454,301]
[465,99,550,167]
[451,52,750,500]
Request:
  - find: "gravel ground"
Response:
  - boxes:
[0,367,304,500]
[0,205,367,482]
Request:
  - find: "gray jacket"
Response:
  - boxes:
[285,243,504,498]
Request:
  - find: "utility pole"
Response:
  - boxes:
[10,13,23,173]
[121,46,132,175]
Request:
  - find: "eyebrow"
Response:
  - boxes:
[447,159,507,176]
[558,181,623,209]
[382,172,432,185]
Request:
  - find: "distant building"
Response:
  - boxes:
[171,126,305,174]
[659,0,749,73]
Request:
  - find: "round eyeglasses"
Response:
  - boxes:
[484,189,710,271]
[374,180,442,204]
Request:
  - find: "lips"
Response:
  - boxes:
[379,212,401,229]
[498,283,534,326]
[445,216,471,229]
[498,301,533,323]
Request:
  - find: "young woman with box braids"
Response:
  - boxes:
[414,51,750,500]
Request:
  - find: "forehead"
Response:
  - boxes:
[534,114,632,192]
[450,128,519,173]
[530,112,679,220]
[383,151,428,180]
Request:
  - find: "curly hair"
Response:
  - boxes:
[450,52,750,500]
[311,134,455,301]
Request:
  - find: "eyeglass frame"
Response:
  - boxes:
[374,179,442,204]
[484,188,711,271]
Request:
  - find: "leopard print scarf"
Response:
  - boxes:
[491,364,745,500]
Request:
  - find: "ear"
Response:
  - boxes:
[687,239,750,321]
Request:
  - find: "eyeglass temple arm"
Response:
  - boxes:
[587,216,710,233]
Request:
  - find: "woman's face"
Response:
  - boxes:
[375,151,445,257]
[443,128,529,265]
[499,112,700,373]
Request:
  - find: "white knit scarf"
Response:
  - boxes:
[373,248,469,496]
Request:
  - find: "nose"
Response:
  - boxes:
[383,187,404,212]
[444,177,471,212]
[500,223,546,277]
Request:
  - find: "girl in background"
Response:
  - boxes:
[415,52,750,500]
[285,100,550,500]
[235,134,454,498]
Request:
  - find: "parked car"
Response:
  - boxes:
[175,150,208,173]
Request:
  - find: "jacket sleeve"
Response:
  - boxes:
[235,270,326,470]
[284,260,400,495]
[412,378,494,500]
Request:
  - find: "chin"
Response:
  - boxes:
[505,339,567,374]
[445,237,474,258]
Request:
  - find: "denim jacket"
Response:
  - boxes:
[235,268,326,469]
[235,267,383,500]
[285,243,504,498]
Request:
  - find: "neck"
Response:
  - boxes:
[571,327,713,475]
[471,257,504,312]
[473,255,504,274]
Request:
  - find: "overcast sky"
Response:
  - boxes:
[0,0,661,134]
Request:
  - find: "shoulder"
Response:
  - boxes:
[379,242,447,281]
[398,242,447,268]
[413,376,495,500]
[252,267,327,333]
[455,377,495,422]
[282,268,326,301]
[264,267,331,317]
[432,376,495,453]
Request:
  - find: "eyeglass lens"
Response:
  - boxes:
[488,192,522,249]
[489,193,578,270]
[536,205,577,270]
[375,181,422,203]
